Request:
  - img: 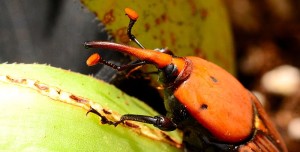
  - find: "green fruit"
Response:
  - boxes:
[0,64,181,152]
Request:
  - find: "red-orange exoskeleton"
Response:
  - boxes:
[85,8,287,152]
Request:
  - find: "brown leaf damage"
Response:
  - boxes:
[0,74,181,148]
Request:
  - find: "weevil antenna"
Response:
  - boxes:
[127,20,144,49]
[86,52,147,71]
[99,58,147,71]
[125,8,145,49]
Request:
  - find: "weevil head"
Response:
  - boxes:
[84,41,191,87]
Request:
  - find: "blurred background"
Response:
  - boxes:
[0,0,104,74]
[0,0,299,151]
[223,1,300,151]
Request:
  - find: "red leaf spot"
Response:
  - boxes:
[161,39,166,47]
[102,9,115,25]
[161,13,168,22]
[155,18,161,25]
[144,23,150,32]
[200,8,209,20]
[115,27,130,44]
[193,48,206,59]
[170,32,176,45]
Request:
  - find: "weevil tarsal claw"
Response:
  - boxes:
[86,107,117,126]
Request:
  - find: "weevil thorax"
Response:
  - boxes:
[173,56,254,144]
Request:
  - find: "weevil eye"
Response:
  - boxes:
[159,63,178,85]
[164,64,177,75]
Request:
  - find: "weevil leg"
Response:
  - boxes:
[115,114,177,131]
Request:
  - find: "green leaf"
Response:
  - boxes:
[0,64,182,152]
[81,0,235,74]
